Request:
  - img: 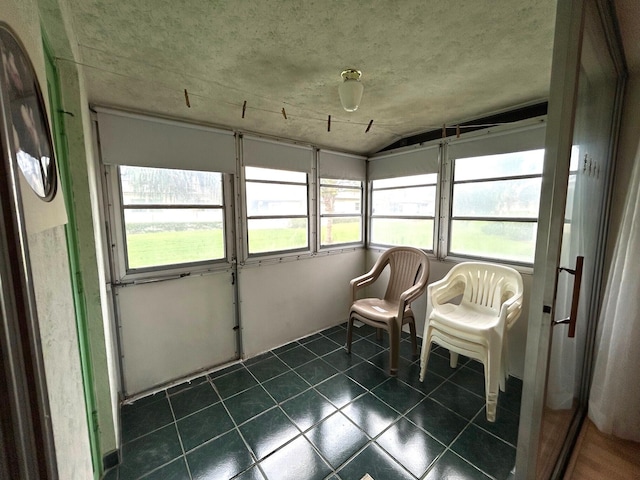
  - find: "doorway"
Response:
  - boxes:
[516,0,626,478]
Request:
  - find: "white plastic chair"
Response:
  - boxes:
[347,246,430,375]
[419,261,523,421]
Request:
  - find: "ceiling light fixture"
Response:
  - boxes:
[339,69,364,112]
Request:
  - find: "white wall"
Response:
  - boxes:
[240,250,365,357]
[1,0,93,476]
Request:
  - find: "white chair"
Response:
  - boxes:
[347,246,430,375]
[419,261,523,421]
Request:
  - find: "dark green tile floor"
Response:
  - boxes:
[104,323,522,480]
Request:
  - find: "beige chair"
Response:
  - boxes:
[419,261,523,421]
[346,246,430,375]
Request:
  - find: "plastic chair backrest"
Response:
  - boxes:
[382,247,430,302]
[454,262,523,318]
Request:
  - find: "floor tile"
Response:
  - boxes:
[341,393,399,438]
[208,363,243,380]
[271,342,300,355]
[349,337,387,359]
[498,377,523,415]
[167,375,209,396]
[345,362,389,390]
[240,407,300,460]
[281,389,337,432]
[323,324,346,335]
[232,465,266,479]
[305,411,368,469]
[224,385,276,425]
[243,351,275,367]
[187,429,254,480]
[298,332,324,344]
[424,450,491,480]
[406,397,468,445]
[170,382,220,419]
[121,395,174,444]
[246,356,290,382]
[102,467,118,480]
[276,345,317,369]
[177,402,234,451]
[213,368,259,399]
[294,358,338,385]
[421,349,459,378]
[139,457,190,479]
[259,436,332,480]
[315,374,366,408]
[430,380,485,420]
[466,359,485,374]
[371,377,424,414]
[322,349,364,371]
[449,367,486,397]
[375,417,444,478]
[304,337,342,356]
[396,361,445,396]
[337,443,414,480]
[451,424,516,480]
[399,339,420,361]
[119,424,183,480]
[262,370,310,403]
[323,329,348,346]
[350,323,377,338]
[366,351,413,374]
[473,406,520,447]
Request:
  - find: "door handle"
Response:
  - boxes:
[553,256,584,338]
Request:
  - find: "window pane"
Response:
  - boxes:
[372,186,435,216]
[246,182,307,216]
[370,218,433,249]
[320,185,361,214]
[373,174,437,189]
[450,220,537,263]
[320,178,360,187]
[321,217,361,246]
[452,178,541,218]
[120,166,222,205]
[247,218,308,254]
[245,166,306,183]
[454,149,544,181]
[124,209,224,269]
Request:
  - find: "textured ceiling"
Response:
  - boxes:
[62,0,557,155]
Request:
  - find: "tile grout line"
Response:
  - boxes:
[209,375,270,480]
[165,388,194,480]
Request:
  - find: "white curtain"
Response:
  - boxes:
[588,141,640,442]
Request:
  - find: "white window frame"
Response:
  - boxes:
[441,121,547,265]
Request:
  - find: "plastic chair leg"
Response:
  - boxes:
[450,351,459,368]
[389,321,400,376]
[419,327,433,382]
[408,318,418,357]
[346,316,354,354]
[485,343,502,422]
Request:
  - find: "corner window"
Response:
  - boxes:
[245,166,308,255]
[370,174,436,249]
[119,165,225,270]
[319,178,363,247]
[449,149,544,263]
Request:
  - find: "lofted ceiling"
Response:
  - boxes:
[61,0,558,155]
